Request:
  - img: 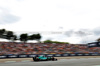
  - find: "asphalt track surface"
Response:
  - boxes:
[1,58,100,66]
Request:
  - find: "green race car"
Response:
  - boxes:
[33,56,57,61]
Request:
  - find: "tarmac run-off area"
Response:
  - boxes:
[1,56,100,66]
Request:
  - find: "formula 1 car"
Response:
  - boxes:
[33,56,57,61]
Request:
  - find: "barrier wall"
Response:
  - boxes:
[0,53,100,59]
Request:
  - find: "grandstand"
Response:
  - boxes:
[0,42,100,55]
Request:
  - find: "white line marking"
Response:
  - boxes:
[21,60,31,62]
[5,61,16,63]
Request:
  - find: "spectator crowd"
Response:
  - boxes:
[0,42,100,55]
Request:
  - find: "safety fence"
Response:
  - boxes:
[0,53,100,59]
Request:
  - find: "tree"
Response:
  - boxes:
[20,33,28,43]
[0,29,6,38]
[0,29,17,42]
[29,34,36,40]
[44,40,52,43]
[97,38,100,42]
[43,40,69,44]
[6,31,14,40]
[34,33,41,43]
[29,33,41,43]
[0,28,42,43]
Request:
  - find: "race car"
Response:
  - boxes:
[33,56,57,61]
